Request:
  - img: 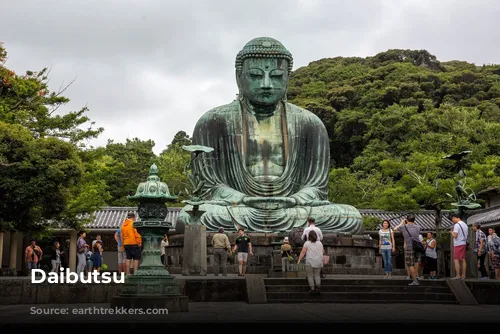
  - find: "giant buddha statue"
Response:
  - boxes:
[177,37,363,235]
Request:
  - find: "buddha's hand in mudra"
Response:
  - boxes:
[301,200,331,207]
[242,197,297,210]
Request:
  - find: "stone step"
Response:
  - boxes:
[264,278,448,286]
[265,284,451,293]
[266,291,457,303]
[267,299,458,304]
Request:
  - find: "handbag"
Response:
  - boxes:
[322,255,330,265]
[404,224,425,254]
[457,223,470,250]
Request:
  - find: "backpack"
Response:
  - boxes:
[404,224,425,254]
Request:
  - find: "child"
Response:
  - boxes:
[85,245,93,274]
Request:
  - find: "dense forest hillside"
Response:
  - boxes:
[288,49,500,212]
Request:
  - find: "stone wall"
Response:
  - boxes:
[0,268,16,276]
[166,232,277,274]
[0,277,246,305]
[2,277,499,305]
[164,231,387,275]
[466,281,500,304]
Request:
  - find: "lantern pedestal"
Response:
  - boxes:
[111,164,188,312]
[182,224,207,276]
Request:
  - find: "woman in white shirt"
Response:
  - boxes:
[378,220,395,278]
[298,230,324,295]
[424,232,437,279]
[161,234,169,265]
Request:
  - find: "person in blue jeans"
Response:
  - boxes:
[378,220,396,278]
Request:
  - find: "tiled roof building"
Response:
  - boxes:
[467,205,500,228]
[77,206,456,231]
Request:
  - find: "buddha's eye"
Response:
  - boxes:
[248,69,263,77]
[270,70,285,77]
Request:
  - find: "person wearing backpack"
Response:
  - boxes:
[450,213,468,280]
[393,215,423,286]
[281,237,293,276]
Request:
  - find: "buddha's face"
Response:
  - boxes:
[238,58,289,106]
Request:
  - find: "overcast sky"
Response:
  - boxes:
[1,0,499,154]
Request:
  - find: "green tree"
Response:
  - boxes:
[0,42,103,146]
[0,42,104,232]
[157,130,193,206]
[100,138,156,206]
[0,122,83,232]
[166,130,192,150]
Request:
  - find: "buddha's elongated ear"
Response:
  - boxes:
[235,69,243,100]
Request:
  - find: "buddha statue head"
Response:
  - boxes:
[235,37,294,109]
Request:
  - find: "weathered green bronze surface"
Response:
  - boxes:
[443,151,481,220]
[111,164,188,311]
[177,37,363,235]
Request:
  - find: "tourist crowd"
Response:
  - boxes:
[24,212,500,284]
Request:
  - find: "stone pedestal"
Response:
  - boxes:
[164,230,395,276]
[182,225,207,276]
[111,164,188,311]
[110,276,188,311]
[111,219,188,312]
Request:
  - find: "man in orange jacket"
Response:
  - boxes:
[120,212,142,275]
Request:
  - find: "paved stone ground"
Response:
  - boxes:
[1,302,500,324]
[1,274,485,280]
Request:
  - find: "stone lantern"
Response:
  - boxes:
[111,164,188,311]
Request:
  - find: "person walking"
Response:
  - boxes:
[212,227,231,276]
[378,220,395,278]
[281,237,293,276]
[298,230,324,294]
[302,218,325,278]
[232,228,253,276]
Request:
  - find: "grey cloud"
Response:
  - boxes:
[1,0,499,153]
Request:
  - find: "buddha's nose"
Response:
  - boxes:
[261,73,273,89]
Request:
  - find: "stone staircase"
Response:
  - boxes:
[264,278,458,304]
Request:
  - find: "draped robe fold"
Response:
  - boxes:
[177,100,363,234]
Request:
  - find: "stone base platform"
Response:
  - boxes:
[110,275,189,312]
[110,295,189,311]
[0,268,16,276]
[1,276,499,305]
[165,230,381,275]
